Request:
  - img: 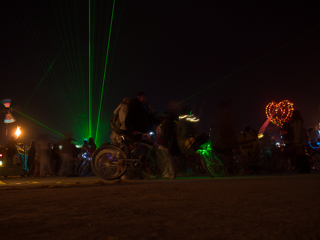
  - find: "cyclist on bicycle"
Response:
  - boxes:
[125,91,157,139]
[88,138,97,153]
[80,139,89,154]
[110,91,157,141]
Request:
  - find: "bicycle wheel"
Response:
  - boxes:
[202,152,224,178]
[78,160,90,177]
[141,144,175,178]
[86,158,94,176]
[91,144,128,180]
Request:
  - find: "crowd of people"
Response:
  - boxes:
[19,136,97,177]
[109,91,319,177]
[2,90,319,179]
[220,110,319,175]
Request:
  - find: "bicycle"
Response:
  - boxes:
[174,129,225,178]
[306,141,320,172]
[233,131,269,174]
[77,151,94,177]
[196,142,225,178]
[91,132,175,180]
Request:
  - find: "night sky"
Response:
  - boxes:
[1,0,320,146]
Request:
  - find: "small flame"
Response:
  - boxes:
[15,126,21,138]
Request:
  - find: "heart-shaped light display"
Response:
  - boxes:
[265,100,294,127]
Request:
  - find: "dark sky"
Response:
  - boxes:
[1,0,320,146]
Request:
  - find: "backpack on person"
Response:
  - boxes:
[110,97,131,133]
[110,113,121,133]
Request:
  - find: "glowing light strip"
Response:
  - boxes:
[23,49,62,110]
[308,141,320,149]
[10,106,65,139]
[178,115,189,119]
[95,0,116,142]
[188,118,200,122]
[178,114,200,122]
[88,0,92,138]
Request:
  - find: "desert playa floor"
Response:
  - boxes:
[0,173,320,239]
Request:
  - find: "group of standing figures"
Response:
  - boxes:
[217,109,320,175]
[26,136,97,177]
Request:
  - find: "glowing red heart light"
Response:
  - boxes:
[265,100,294,127]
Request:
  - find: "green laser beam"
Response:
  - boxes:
[88,0,92,138]
[178,24,320,105]
[23,48,62,110]
[95,0,116,142]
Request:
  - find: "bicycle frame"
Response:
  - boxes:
[196,139,225,178]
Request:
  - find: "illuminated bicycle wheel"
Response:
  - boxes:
[78,159,93,177]
[91,144,128,180]
[202,152,224,178]
[78,161,88,177]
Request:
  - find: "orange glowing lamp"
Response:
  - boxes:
[15,126,21,138]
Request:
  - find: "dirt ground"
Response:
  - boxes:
[1,173,320,240]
